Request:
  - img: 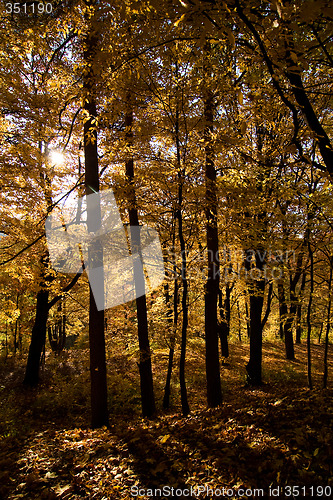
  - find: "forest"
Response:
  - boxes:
[0,0,333,498]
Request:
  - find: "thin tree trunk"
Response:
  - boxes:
[125,104,155,418]
[245,249,265,386]
[278,281,287,340]
[176,177,189,414]
[163,333,175,409]
[296,271,306,344]
[245,299,250,338]
[204,45,222,407]
[323,259,332,389]
[83,5,109,427]
[237,301,242,341]
[261,281,273,330]
[295,303,302,344]
[284,250,305,360]
[284,305,296,360]
[23,264,49,386]
[218,287,230,359]
[163,230,177,409]
[178,199,189,415]
[306,219,313,390]
[13,293,19,354]
[318,322,324,344]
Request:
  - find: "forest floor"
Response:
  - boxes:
[0,339,332,499]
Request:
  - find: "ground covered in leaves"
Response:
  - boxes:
[0,340,332,499]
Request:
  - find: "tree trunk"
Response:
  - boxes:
[295,271,306,344]
[163,337,175,410]
[261,281,273,331]
[83,5,109,428]
[278,281,287,340]
[284,304,296,360]
[23,284,49,386]
[13,293,19,354]
[178,205,190,415]
[218,286,231,358]
[237,301,242,342]
[174,87,190,415]
[245,250,265,386]
[306,210,314,390]
[245,299,250,338]
[163,234,177,410]
[283,249,305,359]
[295,303,302,344]
[125,105,155,418]
[318,322,324,344]
[323,259,332,389]
[204,79,222,407]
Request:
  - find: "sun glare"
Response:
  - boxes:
[49,150,65,166]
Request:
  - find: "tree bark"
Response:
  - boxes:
[125,104,156,418]
[218,286,231,359]
[323,259,332,389]
[176,146,190,416]
[261,281,273,331]
[305,206,314,390]
[283,250,305,360]
[178,201,190,415]
[245,250,265,386]
[83,3,109,428]
[284,304,296,360]
[278,281,287,339]
[23,266,49,386]
[204,71,222,408]
[295,271,306,344]
[237,301,242,341]
[163,233,177,410]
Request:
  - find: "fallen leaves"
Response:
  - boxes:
[0,342,332,499]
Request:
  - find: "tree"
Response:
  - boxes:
[80,0,109,428]
[125,92,156,418]
[203,41,223,407]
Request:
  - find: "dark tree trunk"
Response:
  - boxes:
[318,322,324,344]
[163,236,177,410]
[163,339,175,410]
[178,211,189,415]
[246,294,265,385]
[295,271,306,344]
[245,299,250,338]
[295,303,302,344]
[284,304,296,360]
[204,79,222,408]
[306,240,313,390]
[323,259,332,389]
[305,206,315,390]
[83,7,109,428]
[13,293,19,354]
[278,281,287,340]
[245,250,265,386]
[174,95,190,416]
[218,321,229,359]
[283,250,305,360]
[218,286,231,358]
[237,301,242,341]
[261,281,273,331]
[125,105,155,418]
[23,287,49,386]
